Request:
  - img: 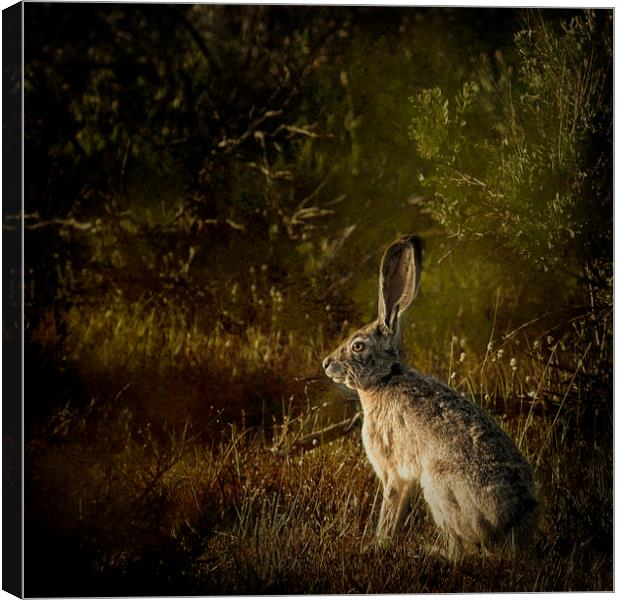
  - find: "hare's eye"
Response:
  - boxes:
[351,341,365,353]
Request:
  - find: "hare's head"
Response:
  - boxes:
[322,235,424,391]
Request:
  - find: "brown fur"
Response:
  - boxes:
[323,235,539,558]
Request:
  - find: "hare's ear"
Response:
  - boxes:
[378,235,424,333]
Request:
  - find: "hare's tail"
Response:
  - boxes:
[490,496,540,555]
[509,496,540,547]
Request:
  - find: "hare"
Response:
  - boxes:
[322,235,538,558]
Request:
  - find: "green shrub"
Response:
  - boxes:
[409,10,612,273]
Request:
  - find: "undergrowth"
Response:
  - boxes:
[25,292,612,595]
[21,7,612,596]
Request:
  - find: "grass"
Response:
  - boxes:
[25,287,612,595]
[20,7,611,595]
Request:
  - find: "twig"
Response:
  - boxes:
[435,238,462,264]
[498,305,606,347]
[202,218,246,232]
[119,137,132,192]
[272,123,335,140]
[4,213,246,234]
[451,169,504,200]
[216,110,283,153]
[3,216,103,232]
[284,411,362,454]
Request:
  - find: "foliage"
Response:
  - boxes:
[408,10,612,273]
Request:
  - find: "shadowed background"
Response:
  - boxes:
[15,5,612,595]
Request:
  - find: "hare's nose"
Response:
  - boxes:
[322,356,332,370]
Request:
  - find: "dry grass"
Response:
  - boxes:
[25,294,612,595]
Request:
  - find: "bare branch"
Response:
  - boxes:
[216,110,283,154]
[3,213,245,233]
[272,123,335,140]
[274,412,362,456]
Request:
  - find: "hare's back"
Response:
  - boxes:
[398,373,538,547]
[398,373,534,485]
